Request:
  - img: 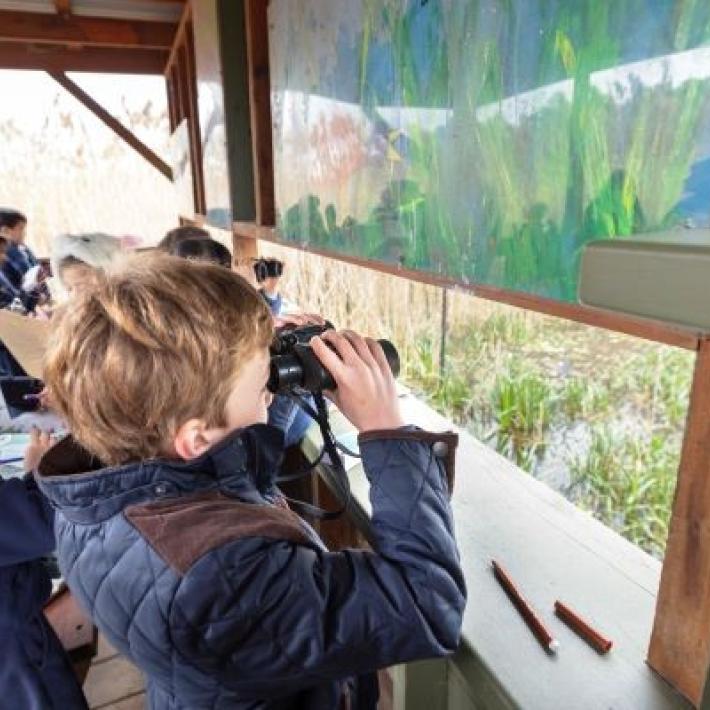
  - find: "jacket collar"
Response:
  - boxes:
[36,424,285,524]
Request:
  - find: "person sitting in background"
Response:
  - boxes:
[156,224,210,253]
[252,257,317,446]
[0,209,48,312]
[51,232,122,298]
[170,237,232,269]
[0,235,31,312]
[0,233,39,376]
[253,257,285,315]
[0,428,88,709]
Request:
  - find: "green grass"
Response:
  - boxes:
[491,367,555,468]
[403,309,694,558]
[561,377,611,420]
[568,429,679,558]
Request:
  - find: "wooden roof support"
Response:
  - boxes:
[245,0,274,226]
[49,71,173,181]
[648,336,710,706]
[0,42,168,73]
[54,0,71,18]
[0,10,176,50]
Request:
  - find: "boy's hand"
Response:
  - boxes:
[23,427,56,472]
[310,330,404,433]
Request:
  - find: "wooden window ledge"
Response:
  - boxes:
[302,391,691,709]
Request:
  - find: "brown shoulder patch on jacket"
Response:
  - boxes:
[125,491,311,575]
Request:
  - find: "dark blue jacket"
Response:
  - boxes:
[37,425,466,709]
[0,474,88,709]
[1,243,49,312]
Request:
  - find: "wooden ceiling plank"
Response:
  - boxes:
[0,10,176,50]
[0,42,168,74]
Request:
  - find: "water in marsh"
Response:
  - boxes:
[401,311,694,559]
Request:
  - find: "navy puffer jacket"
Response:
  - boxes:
[37,424,466,709]
[0,474,88,710]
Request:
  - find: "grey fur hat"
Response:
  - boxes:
[51,232,122,283]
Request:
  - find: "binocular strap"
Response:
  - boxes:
[277,392,354,521]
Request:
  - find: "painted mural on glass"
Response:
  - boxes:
[270,0,710,301]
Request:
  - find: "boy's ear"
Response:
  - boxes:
[173,419,225,460]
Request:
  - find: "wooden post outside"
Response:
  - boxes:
[244,0,275,226]
[184,21,206,215]
[439,287,448,378]
[648,337,710,706]
[232,231,259,281]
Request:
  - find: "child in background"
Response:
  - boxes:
[51,232,122,298]
[253,257,285,315]
[170,237,232,269]
[0,428,88,709]
[37,255,465,710]
[0,208,49,311]
[0,233,37,376]
[156,225,210,253]
[0,235,30,311]
[252,257,317,445]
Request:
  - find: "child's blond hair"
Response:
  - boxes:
[44,253,273,465]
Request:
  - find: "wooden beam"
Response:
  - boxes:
[183,23,206,214]
[49,71,173,180]
[0,10,176,50]
[472,283,702,351]
[166,72,178,132]
[232,222,703,351]
[233,233,259,263]
[54,0,72,18]
[164,0,191,74]
[0,42,168,74]
[648,337,710,706]
[245,0,275,226]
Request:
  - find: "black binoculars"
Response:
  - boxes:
[268,323,400,394]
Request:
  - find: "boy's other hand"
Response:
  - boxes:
[24,427,56,472]
[310,330,404,433]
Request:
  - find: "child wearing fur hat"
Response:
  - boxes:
[50,233,122,298]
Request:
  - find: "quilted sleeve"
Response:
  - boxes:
[170,430,466,697]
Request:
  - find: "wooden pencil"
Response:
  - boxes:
[554,600,613,654]
[491,560,559,654]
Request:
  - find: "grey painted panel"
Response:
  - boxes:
[579,230,710,332]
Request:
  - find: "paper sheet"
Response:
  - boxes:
[0,433,30,479]
[0,310,50,379]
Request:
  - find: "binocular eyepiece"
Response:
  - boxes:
[268,323,400,394]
